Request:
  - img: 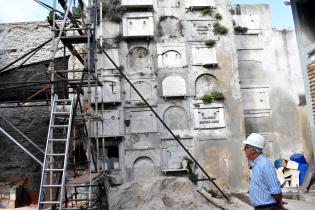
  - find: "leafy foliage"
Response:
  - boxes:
[234,26,248,34]
[201,91,224,104]
[46,10,63,21]
[215,13,222,20]
[202,7,214,16]
[204,39,216,47]
[213,23,228,35]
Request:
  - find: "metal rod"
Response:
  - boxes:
[33,0,65,16]
[0,116,44,154]
[98,42,230,201]
[19,84,51,106]
[0,127,43,166]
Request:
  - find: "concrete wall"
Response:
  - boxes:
[0,0,311,194]
[97,0,248,191]
[233,4,312,162]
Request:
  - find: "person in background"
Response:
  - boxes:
[243,133,288,210]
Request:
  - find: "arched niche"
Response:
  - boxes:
[162,76,186,97]
[163,106,189,130]
[130,81,152,100]
[133,156,155,180]
[161,50,183,68]
[158,17,183,37]
[195,74,218,97]
[127,47,151,73]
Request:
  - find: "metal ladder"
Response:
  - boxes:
[38,95,74,210]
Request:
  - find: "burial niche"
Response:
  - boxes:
[162,76,186,97]
[130,81,152,101]
[163,106,189,130]
[161,50,183,67]
[133,156,155,180]
[127,47,151,73]
[195,74,218,97]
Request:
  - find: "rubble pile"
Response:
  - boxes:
[108,177,220,210]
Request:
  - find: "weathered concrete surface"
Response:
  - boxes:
[234,4,312,164]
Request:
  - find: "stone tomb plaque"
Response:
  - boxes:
[161,139,193,169]
[127,47,152,74]
[233,15,261,30]
[162,76,187,97]
[122,12,154,37]
[245,115,272,134]
[121,0,153,8]
[163,106,189,130]
[157,44,187,68]
[194,105,225,129]
[192,46,217,65]
[241,87,270,110]
[91,110,122,137]
[195,74,217,97]
[187,21,213,41]
[126,108,157,133]
[96,49,119,70]
[87,76,120,103]
[133,157,155,180]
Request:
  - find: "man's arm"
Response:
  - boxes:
[271,193,288,210]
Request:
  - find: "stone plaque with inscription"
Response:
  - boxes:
[187,21,213,41]
[194,104,225,129]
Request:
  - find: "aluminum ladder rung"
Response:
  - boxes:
[44,168,64,172]
[48,138,67,141]
[40,201,61,204]
[42,184,62,187]
[53,111,70,115]
[55,99,72,102]
[46,153,66,156]
[51,125,69,128]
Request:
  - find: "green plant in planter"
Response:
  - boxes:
[234,26,248,34]
[204,39,216,47]
[214,13,222,20]
[201,94,212,104]
[202,7,213,16]
[135,101,146,106]
[201,91,224,104]
[213,23,228,35]
[211,91,224,101]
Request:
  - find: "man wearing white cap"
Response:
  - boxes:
[243,133,288,210]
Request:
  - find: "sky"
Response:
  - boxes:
[0,0,294,29]
[231,0,294,29]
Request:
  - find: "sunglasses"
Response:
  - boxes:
[244,145,253,150]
